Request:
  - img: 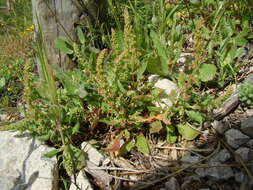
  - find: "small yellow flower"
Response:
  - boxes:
[25,24,34,32]
[7,88,12,92]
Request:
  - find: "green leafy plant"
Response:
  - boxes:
[239,83,253,105]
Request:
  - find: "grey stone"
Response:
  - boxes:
[241,116,253,137]
[235,147,253,162]
[85,160,112,187]
[239,176,253,190]
[235,171,246,183]
[209,149,231,163]
[246,139,253,148]
[211,120,229,135]
[69,170,93,190]
[195,168,207,178]
[81,142,105,166]
[181,155,200,165]
[225,129,250,148]
[165,177,180,190]
[181,175,200,189]
[0,131,58,190]
[195,163,234,180]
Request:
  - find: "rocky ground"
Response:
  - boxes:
[0,64,253,190]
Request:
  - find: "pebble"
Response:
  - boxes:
[235,147,253,162]
[234,171,246,183]
[211,120,229,135]
[181,155,200,165]
[165,177,180,190]
[241,116,253,138]
[246,139,253,148]
[225,129,250,148]
[209,149,231,163]
[195,163,234,180]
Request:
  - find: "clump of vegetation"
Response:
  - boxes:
[2,0,253,186]
[0,0,33,107]
[239,82,253,105]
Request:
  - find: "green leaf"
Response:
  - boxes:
[77,26,85,44]
[233,36,247,46]
[55,39,73,54]
[150,121,163,134]
[125,139,135,152]
[199,64,217,82]
[137,61,147,81]
[35,133,50,141]
[119,139,135,156]
[150,31,169,75]
[177,123,200,140]
[186,110,203,124]
[44,148,62,158]
[147,56,168,76]
[117,80,126,93]
[115,30,124,51]
[72,121,80,135]
[166,126,177,143]
[0,78,6,89]
[136,135,150,154]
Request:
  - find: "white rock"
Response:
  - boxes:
[246,109,253,117]
[79,142,111,187]
[154,78,178,95]
[0,114,7,121]
[148,75,178,108]
[69,170,93,190]
[81,142,105,166]
[0,131,58,190]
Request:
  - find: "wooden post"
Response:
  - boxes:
[32,0,107,72]
[6,0,14,11]
[32,0,79,72]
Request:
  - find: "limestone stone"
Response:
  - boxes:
[69,170,93,190]
[0,131,58,190]
[81,142,105,166]
[148,75,178,108]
